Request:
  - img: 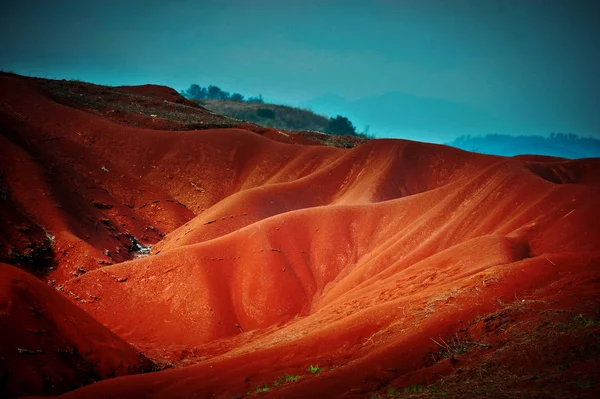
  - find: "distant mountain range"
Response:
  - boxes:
[300,91,514,142]
[447,133,600,159]
[300,92,599,158]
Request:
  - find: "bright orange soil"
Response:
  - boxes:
[1,75,599,398]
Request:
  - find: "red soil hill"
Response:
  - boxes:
[0,75,599,398]
[0,263,152,398]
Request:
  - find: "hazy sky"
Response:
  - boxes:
[1,0,599,141]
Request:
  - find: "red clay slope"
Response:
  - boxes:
[1,75,599,398]
[59,154,600,399]
[0,263,153,398]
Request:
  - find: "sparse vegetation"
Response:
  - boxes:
[194,98,330,132]
[285,374,301,383]
[571,313,600,329]
[272,376,284,387]
[306,364,321,374]
[194,98,374,140]
[556,313,600,332]
[272,373,301,387]
[37,78,241,131]
[431,336,467,358]
[255,383,269,393]
[182,83,373,138]
[430,333,488,360]
[403,385,425,394]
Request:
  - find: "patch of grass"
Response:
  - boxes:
[272,375,284,387]
[403,385,425,394]
[307,364,321,374]
[431,336,467,358]
[255,383,269,393]
[429,332,490,362]
[555,313,600,333]
[571,314,600,329]
[272,373,301,387]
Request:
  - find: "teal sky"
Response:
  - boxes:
[1,0,599,141]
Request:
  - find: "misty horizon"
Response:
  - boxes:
[1,0,599,143]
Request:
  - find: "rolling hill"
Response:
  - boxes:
[0,74,599,399]
[194,98,331,133]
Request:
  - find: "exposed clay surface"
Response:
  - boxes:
[0,75,598,398]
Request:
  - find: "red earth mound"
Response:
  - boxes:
[1,75,599,398]
[115,84,202,108]
[0,263,153,398]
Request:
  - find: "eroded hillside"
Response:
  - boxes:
[0,74,599,399]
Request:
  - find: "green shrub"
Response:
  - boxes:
[404,385,424,393]
[326,115,357,136]
[273,373,301,387]
[256,108,276,118]
[307,364,321,374]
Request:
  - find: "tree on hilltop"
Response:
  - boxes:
[182,84,261,103]
[231,93,244,101]
[326,115,357,136]
[207,85,224,99]
[182,84,207,99]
